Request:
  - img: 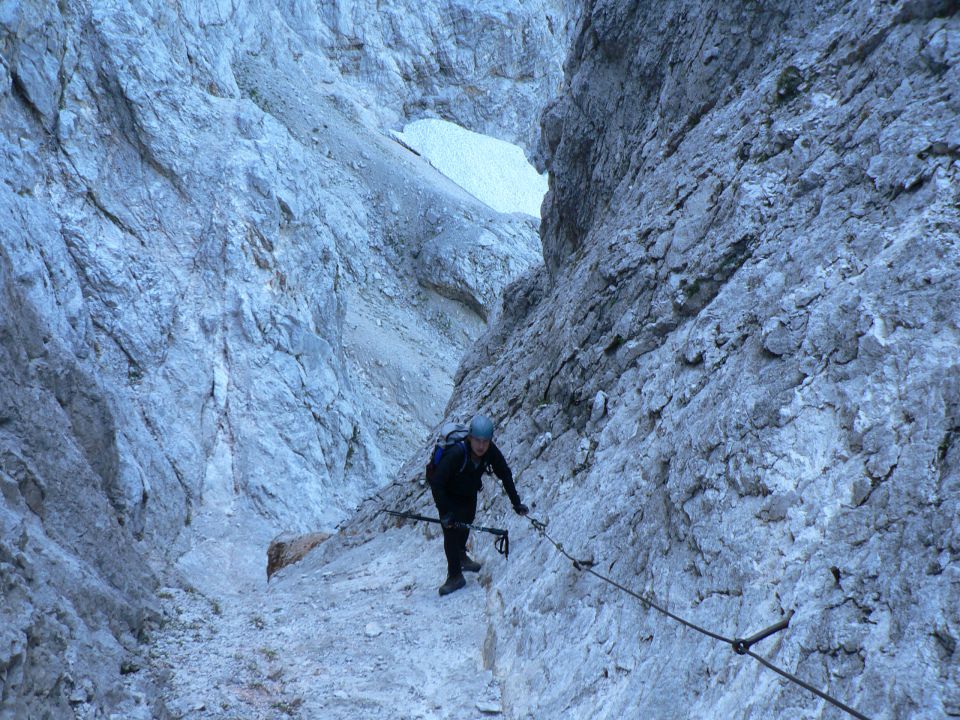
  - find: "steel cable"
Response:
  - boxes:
[526,516,871,720]
[529,517,734,644]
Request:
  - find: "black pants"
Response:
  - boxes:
[440,493,477,577]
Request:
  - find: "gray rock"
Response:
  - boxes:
[0,0,558,715]
[363,622,383,638]
[589,391,608,423]
[309,0,580,151]
[417,223,541,320]
[8,0,958,717]
[761,317,797,357]
[373,2,960,718]
[476,699,502,714]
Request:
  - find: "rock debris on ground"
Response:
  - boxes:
[150,527,506,720]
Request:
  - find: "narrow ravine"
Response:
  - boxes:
[2,2,573,717]
[9,2,955,718]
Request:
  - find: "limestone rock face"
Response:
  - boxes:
[383,2,957,717]
[0,246,159,717]
[308,0,580,150]
[417,221,542,320]
[0,0,556,716]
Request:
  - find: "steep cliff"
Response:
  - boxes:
[5,0,958,717]
[301,0,580,150]
[406,1,958,717]
[0,0,568,716]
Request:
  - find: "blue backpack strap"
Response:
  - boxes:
[431,441,469,475]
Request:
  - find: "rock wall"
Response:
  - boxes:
[375,1,959,718]
[306,0,581,150]
[1,235,158,718]
[0,0,563,716]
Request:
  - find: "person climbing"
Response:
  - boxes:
[428,414,528,596]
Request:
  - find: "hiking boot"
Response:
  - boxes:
[438,573,466,596]
[460,553,482,573]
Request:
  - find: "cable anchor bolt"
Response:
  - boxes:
[732,610,795,655]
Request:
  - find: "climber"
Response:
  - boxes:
[428,414,528,596]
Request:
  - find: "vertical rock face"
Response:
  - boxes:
[1,236,158,718]
[0,0,567,716]
[308,0,581,150]
[429,1,959,717]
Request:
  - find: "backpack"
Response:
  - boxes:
[425,421,469,481]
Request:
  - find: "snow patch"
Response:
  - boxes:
[393,118,548,218]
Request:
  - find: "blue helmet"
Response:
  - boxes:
[468,414,494,440]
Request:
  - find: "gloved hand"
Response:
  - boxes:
[513,502,529,516]
[441,512,456,529]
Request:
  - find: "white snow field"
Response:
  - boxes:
[393,119,549,218]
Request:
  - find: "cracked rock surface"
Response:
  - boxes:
[0,0,565,716]
[372,2,960,718]
[4,0,960,718]
[305,0,580,151]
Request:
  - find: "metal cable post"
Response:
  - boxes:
[522,515,872,720]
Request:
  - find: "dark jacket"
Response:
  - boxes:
[429,440,521,516]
